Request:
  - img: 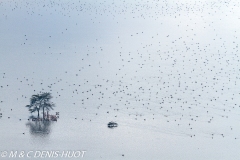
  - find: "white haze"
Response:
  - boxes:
[1,0,240,159]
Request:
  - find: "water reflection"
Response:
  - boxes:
[26,120,52,137]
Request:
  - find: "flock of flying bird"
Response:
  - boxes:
[0,0,240,140]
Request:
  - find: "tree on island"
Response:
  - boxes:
[26,92,55,120]
[40,93,55,119]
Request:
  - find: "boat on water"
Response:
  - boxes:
[108,121,118,128]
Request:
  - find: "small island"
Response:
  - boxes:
[26,92,57,121]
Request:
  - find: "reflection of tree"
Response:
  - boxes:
[26,120,52,136]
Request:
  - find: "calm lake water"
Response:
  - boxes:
[1,0,240,159]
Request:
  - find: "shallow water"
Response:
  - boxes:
[1,0,240,159]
